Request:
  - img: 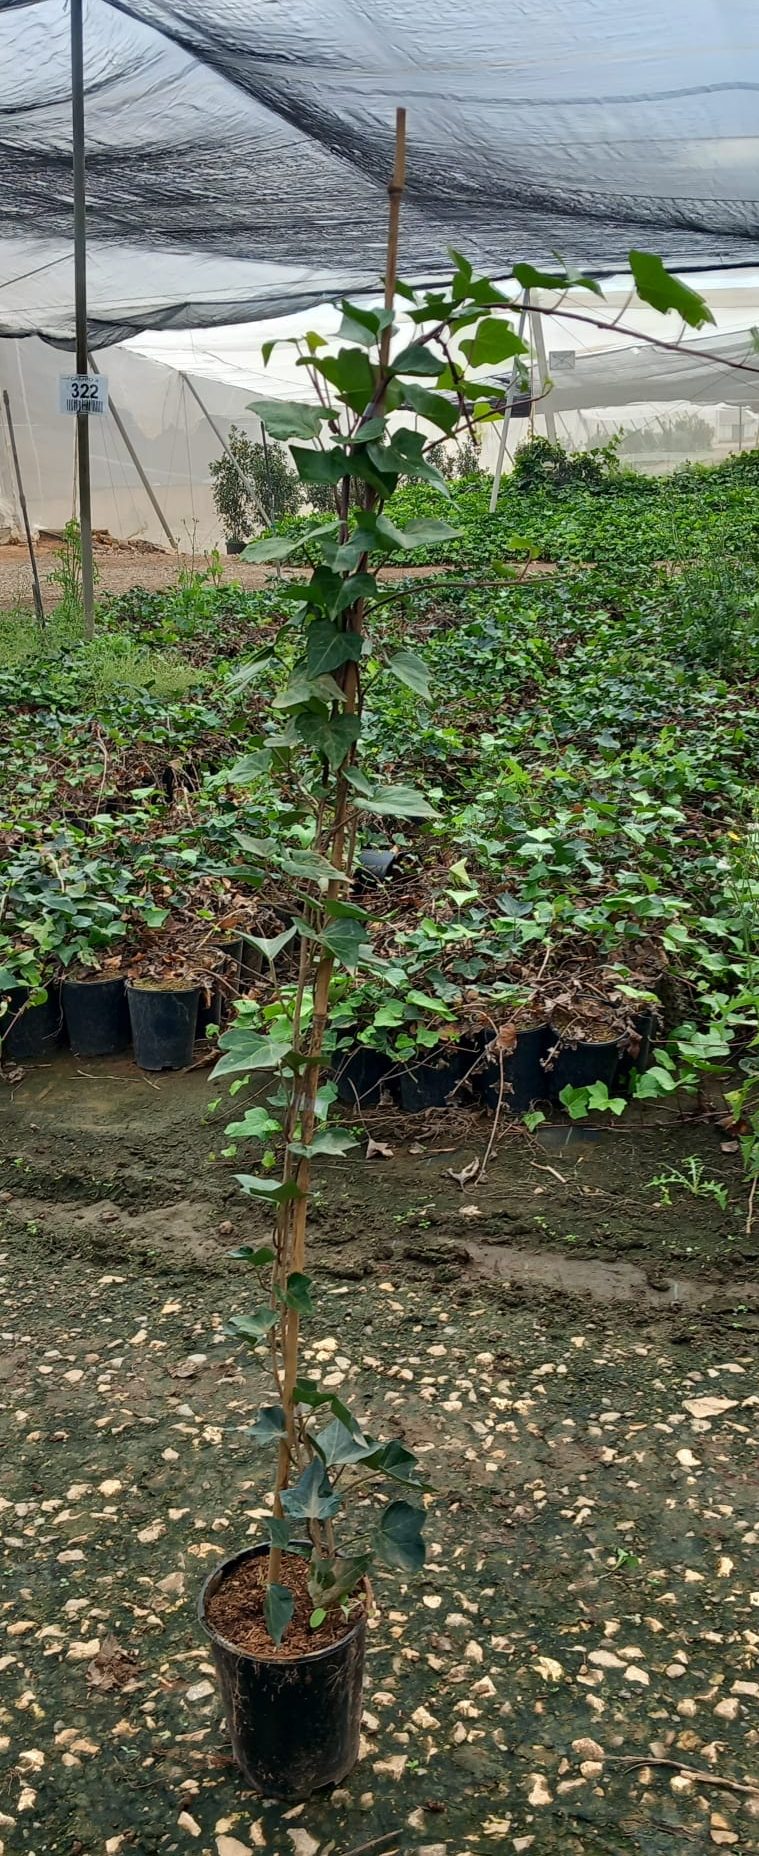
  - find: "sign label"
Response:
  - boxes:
[58,373,108,415]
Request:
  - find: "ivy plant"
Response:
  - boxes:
[212,239,712,1642]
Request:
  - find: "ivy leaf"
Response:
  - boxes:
[512,261,603,297]
[400,383,458,433]
[265,1516,292,1550]
[234,1174,304,1204]
[386,648,431,701]
[320,915,371,969]
[312,348,376,409]
[314,1418,378,1466]
[283,1271,314,1315]
[376,1500,426,1573]
[628,251,714,328]
[249,1404,287,1442]
[263,1583,295,1647]
[247,396,329,440]
[308,1554,370,1606]
[289,1127,359,1158]
[460,319,528,369]
[358,784,439,820]
[365,1439,423,1485]
[227,1240,276,1262]
[211,1032,293,1078]
[294,1379,359,1431]
[297,712,361,771]
[306,620,364,678]
[290,444,349,485]
[392,342,442,377]
[281,1458,341,1521]
[393,517,460,549]
[241,535,304,564]
[243,925,296,964]
[225,1309,277,1344]
[338,301,394,346]
[276,846,352,884]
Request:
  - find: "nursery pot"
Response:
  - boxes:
[478,1021,552,1115]
[1,985,63,1062]
[197,935,243,1037]
[548,1025,622,1100]
[617,1009,656,1084]
[199,1544,366,1801]
[126,982,200,1071]
[226,539,245,556]
[335,1045,397,1109]
[62,975,130,1058]
[398,1040,478,1113]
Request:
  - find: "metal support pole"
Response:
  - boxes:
[70,0,95,638]
[88,350,177,550]
[2,390,45,628]
[489,294,530,513]
[180,372,272,528]
[530,302,557,443]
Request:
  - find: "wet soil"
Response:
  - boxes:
[0,1056,757,1855]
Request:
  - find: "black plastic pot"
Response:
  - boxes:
[617,1009,656,1085]
[335,1045,396,1108]
[197,936,243,1038]
[126,983,200,1071]
[62,975,130,1058]
[226,539,245,556]
[478,1022,552,1115]
[1,985,63,1062]
[199,1544,366,1800]
[398,1041,478,1113]
[548,1026,622,1101]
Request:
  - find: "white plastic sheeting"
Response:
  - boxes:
[2,0,759,342]
[0,336,261,548]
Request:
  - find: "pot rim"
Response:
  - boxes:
[126,979,201,994]
[199,1542,367,1669]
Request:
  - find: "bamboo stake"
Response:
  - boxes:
[2,390,45,627]
[267,106,407,1586]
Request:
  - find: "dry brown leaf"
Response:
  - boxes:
[446,1157,481,1190]
[366,1137,394,1160]
[86,1634,138,1694]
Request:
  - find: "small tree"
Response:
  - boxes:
[211,426,303,543]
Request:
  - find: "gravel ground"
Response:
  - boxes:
[0,1063,758,1856]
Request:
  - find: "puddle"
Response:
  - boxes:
[466,1239,759,1309]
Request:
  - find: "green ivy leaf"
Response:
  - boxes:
[281,1458,341,1521]
[249,1404,287,1442]
[283,1271,314,1315]
[400,383,459,433]
[247,396,330,440]
[308,1554,370,1607]
[290,444,349,486]
[628,251,715,328]
[315,1418,378,1466]
[264,1582,295,1647]
[320,915,371,969]
[365,1439,423,1485]
[392,342,442,377]
[225,1309,277,1344]
[227,1240,276,1263]
[243,926,296,964]
[309,1606,327,1629]
[234,1173,304,1203]
[294,1379,358,1431]
[460,319,528,369]
[289,1127,359,1158]
[306,620,364,678]
[376,1500,426,1573]
[297,712,361,771]
[358,784,439,820]
[211,1032,292,1078]
[266,1516,292,1549]
[386,647,431,701]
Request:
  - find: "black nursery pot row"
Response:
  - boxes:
[1,939,243,1072]
[336,1012,655,1116]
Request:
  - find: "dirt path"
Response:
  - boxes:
[0,540,558,611]
[1,1059,757,1854]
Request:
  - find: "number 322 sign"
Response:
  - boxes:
[58,374,108,416]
